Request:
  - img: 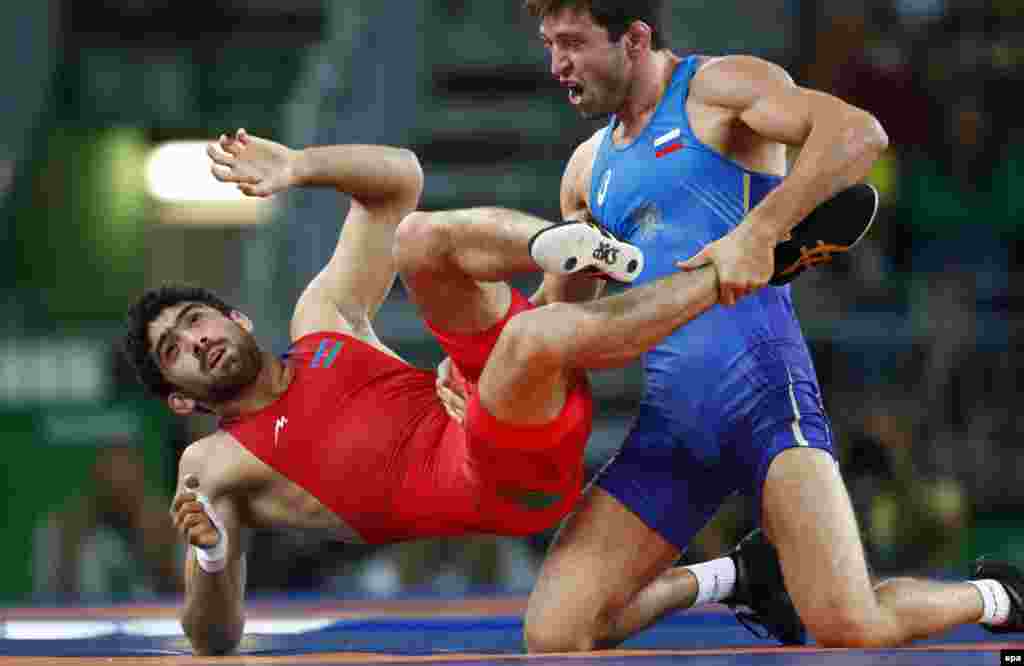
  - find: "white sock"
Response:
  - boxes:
[686,556,737,607]
[969,579,1012,625]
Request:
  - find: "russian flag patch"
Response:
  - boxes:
[654,128,683,158]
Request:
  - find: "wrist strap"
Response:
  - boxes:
[193,493,228,573]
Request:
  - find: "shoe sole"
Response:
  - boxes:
[770,183,879,286]
[529,223,645,283]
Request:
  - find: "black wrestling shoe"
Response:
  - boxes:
[723,529,808,645]
[528,218,644,283]
[770,182,879,286]
[972,558,1024,634]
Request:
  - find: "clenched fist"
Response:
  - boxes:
[170,475,221,549]
[677,221,778,307]
[436,357,468,424]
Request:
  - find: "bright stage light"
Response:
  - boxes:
[144,140,273,225]
[146,141,246,202]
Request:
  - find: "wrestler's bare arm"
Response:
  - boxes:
[288,143,423,343]
[170,436,248,655]
[691,55,888,244]
[208,130,423,345]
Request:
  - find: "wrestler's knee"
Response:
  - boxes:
[393,211,450,274]
[523,597,602,653]
[524,559,626,653]
[801,598,892,648]
[492,306,569,371]
[522,604,567,653]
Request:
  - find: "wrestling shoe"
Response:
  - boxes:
[770,182,879,286]
[528,218,644,283]
[723,529,808,645]
[972,558,1024,634]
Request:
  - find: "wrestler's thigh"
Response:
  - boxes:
[526,486,680,639]
[406,268,512,335]
[476,308,576,425]
[762,448,878,635]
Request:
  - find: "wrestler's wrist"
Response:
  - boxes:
[739,212,785,246]
[193,540,227,573]
[193,494,228,573]
[288,148,313,188]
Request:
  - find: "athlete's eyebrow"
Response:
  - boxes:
[539,25,565,39]
[540,27,586,47]
[154,303,201,363]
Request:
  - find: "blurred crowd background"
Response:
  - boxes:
[1,0,1020,606]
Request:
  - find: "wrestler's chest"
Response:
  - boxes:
[246,474,360,540]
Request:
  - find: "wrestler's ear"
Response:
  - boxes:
[625,20,652,53]
[168,392,196,416]
[229,309,253,332]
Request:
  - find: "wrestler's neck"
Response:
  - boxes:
[614,49,682,143]
[210,351,294,421]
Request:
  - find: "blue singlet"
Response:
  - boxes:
[590,55,835,550]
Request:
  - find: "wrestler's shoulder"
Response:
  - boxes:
[563,127,607,195]
[179,430,269,493]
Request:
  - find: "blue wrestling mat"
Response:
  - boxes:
[0,599,1014,660]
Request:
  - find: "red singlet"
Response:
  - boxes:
[222,291,592,544]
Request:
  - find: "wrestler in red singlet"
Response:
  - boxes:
[222,288,592,544]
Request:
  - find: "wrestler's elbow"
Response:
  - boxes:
[846,109,889,162]
[182,607,245,655]
[183,621,244,656]
[394,148,424,211]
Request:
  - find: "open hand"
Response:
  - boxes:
[170,475,220,549]
[436,357,468,424]
[207,128,297,198]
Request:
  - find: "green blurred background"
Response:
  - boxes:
[1,0,1021,604]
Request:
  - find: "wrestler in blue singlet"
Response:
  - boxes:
[591,55,835,549]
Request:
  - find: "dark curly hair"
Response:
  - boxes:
[121,283,235,399]
[524,0,663,50]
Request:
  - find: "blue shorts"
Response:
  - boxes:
[594,377,835,552]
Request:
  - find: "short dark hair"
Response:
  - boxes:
[121,283,234,399]
[524,0,663,50]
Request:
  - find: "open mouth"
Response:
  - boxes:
[567,83,584,105]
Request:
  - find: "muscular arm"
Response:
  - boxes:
[180,497,246,655]
[693,55,889,244]
[173,443,247,655]
[532,132,607,307]
[290,143,424,205]
[289,144,424,342]
[208,130,423,345]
